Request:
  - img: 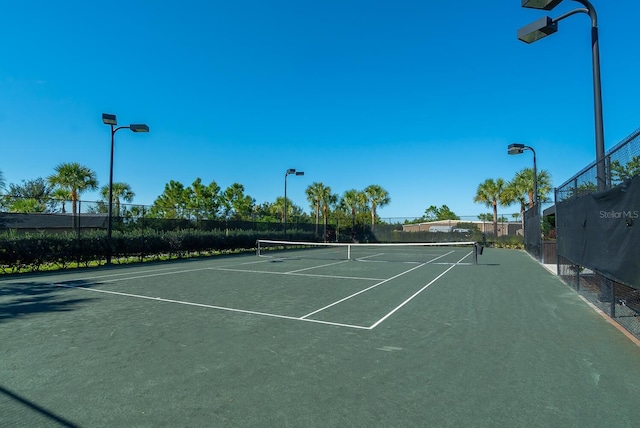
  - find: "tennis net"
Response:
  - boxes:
[256,239,479,264]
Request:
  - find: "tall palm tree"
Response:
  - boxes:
[100,182,135,218]
[47,162,98,216]
[51,188,72,213]
[341,189,360,234]
[305,182,330,238]
[0,170,5,192]
[320,189,337,242]
[515,168,552,208]
[473,178,508,236]
[364,184,390,231]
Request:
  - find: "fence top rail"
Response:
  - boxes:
[557,127,640,192]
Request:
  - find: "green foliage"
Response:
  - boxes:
[485,234,524,249]
[0,225,317,274]
[610,156,640,184]
[422,204,459,221]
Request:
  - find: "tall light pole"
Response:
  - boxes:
[508,143,538,209]
[102,113,149,265]
[283,168,304,236]
[518,0,606,190]
[508,143,540,259]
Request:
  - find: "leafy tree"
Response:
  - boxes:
[306,182,330,237]
[8,198,47,213]
[270,196,304,223]
[423,204,459,221]
[364,184,390,231]
[473,178,508,236]
[3,178,54,213]
[222,183,255,221]
[610,155,640,184]
[150,180,189,218]
[47,162,98,216]
[99,182,135,218]
[187,178,222,220]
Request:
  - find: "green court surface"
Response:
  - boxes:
[1,247,639,427]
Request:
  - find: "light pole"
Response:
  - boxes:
[102,113,149,265]
[283,168,304,236]
[508,143,538,209]
[518,0,606,190]
[508,143,540,259]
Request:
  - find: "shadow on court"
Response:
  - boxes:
[0,385,80,427]
[0,280,98,323]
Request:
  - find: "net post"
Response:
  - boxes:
[256,240,260,257]
[347,244,351,260]
[473,243,479,265]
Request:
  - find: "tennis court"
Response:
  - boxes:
[2,245,640,427]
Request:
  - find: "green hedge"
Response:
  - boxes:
[0,228,316,274]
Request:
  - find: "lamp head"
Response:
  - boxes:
[129,124,150,133]
[102,113,117,126]
[521,0,563,10]
[518,16,558,44]
[508,143,525,155]
[295,171,304,176]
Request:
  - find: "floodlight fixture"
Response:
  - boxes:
[102,113,117,126]
[521,0,562,10]
[517,16,557,43]
[508,143,526,155]
[295,171,304,176]
[129,124,150,133]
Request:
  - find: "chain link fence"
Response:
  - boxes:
[555,127,640,340]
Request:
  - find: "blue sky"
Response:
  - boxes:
[2,0,639,220]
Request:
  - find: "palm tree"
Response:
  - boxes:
[0,170,5,192]
[320,188,337,242]
[51,188,72,213]
[504,176,527,232]
[514,168,552,208]
[341,189,360,235]
[306,182,330,238]
[364,184,390,231]
[47,162,98,216]
[100,182,135,218]
[473,178,508,236]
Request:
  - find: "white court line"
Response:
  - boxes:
[367,251,472,329]
[285,259,350,274]
[49,249,472,331]
[54,282,370,330]
[300,261,430,319]
[209,267,384,281]
[301,251,464,322]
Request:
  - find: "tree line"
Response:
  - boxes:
[0,162,391,238]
